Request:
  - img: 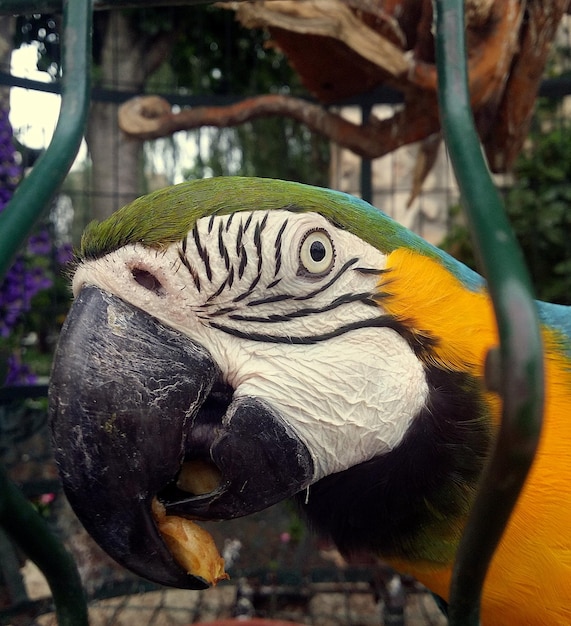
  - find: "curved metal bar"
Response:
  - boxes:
[434,1,545,624]
[0,1,92,623]
[0,465,88,625]
[0,0,93,278]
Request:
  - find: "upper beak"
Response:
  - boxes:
[49,286,313,588]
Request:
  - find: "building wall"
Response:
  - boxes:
[328,105,495,246]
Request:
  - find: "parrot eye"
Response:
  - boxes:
[298,229,335,277]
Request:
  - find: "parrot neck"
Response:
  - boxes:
[380,248,499,379]
[296,363,493,567]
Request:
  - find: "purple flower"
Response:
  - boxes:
[4,353,37,386]
[0,106,73,386]
[0,103,22,215]
[56,243,73,266]
[28,231,52,256]
[0,111,21,211]
[0,106,49,383]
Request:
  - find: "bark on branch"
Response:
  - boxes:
[119,92,440,160]
[222,0,411,78]
[118,0,570,174]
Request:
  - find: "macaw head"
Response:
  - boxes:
[49,177,567,590]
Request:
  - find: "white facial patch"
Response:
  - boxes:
[229,327,428,479]
[73,210,429,481]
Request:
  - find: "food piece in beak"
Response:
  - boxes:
[152,500,228,586]
[177,460,223,496]
[50,286,315,588]
[49,286,221,589]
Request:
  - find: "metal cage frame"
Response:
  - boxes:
[0,2,545,624]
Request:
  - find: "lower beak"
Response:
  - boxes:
[49,287,313,588]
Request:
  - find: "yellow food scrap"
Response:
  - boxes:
[177,459,222,496]
[152,499,229,586]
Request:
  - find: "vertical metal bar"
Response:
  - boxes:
[0,1,92,623]
[433,1,545,624]
[360,103,373,204]
[0,0,93,278]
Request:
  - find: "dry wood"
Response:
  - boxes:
[408,134,442,208]
[484,0,570,171]
[222,0,411,77]
[119,1,569,177]
[119,92,440,160]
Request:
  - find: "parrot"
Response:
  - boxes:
[48,176,571,626]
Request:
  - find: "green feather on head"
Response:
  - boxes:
[80,176,485,292]
[77,175,571,342]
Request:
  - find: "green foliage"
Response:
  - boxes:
[506,126,571,304]
[166,5,301,97]
[185,119,330,187]
[20,5,298,96]
[155,5,330,186]
[439,204,478,272]
[441,125,571,305]
[17,5,328,188]
[0,229,71,385]
[124,4,301,97]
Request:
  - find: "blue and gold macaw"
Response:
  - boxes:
[49,177,571,625]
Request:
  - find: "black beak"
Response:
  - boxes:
[49,287,313,588]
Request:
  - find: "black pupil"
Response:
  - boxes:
[310,240,326,262]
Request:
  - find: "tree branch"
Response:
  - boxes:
[117,0,567,176]
[483,0,570,171]
[119,92,440,160]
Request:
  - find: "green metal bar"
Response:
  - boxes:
[0,0,92,623]
[0,0,92,278]
[0,465,88,625]
[434,1,545,625]
[0,526,28,605]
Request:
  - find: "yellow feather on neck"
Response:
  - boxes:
[381,248,498,375]
[377,249,571,625]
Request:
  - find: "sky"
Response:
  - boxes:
[7,43,210,183]
[9,43,89,167]
[10,44,60,149]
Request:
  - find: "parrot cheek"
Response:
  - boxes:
[49,286,314,588]
[162,394,314,519]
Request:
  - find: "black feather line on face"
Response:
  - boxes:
[192,226,212,282]
[236,221,244,257]
[274,218,288,278]
[218,222,230,270]
[208,316,391,344]
[208,213,216,234]
[225,212,235,232]
[295,366,492,566]
[237,243,248,280]
[178,246,201,293]
[206,273,233,303]
[294,258,359,301]
[227,292,377,324]
[207,314,438,348]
